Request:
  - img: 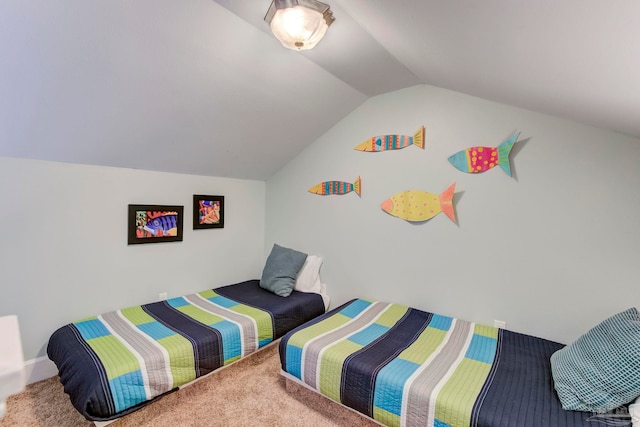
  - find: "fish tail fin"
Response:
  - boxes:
[353,176,362,197]
[498,158,512,176]
[413,126,426,149]
[497,132,520,176]
[440,183,457,223]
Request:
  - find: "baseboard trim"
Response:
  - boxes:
[24,356,58,385]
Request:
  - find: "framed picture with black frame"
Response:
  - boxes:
[127,204,184,245]
[193,195,224,229]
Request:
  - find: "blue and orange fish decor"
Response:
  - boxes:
[381,183,456,223]
[448,132,520,176]
[308,176,361,197]
[138,211,179,237]
[354,126,425,152]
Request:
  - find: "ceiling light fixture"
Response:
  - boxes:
[264,0,335,51]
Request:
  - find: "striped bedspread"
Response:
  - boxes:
[48,280,325,421]
[280,299,595,427]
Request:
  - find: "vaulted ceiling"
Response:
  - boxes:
[2,1,639,180]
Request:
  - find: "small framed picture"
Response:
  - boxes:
[128,205,184,245]
[193,195,224,229]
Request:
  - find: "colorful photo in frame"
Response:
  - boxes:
[127,204,184,245]
[193,195,224,229]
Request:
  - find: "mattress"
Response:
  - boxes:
[47,279,325,421]
[279,298,603,427]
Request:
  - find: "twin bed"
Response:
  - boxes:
[47,279,326,422]
[279,299,602,427]
[48,259,638,426]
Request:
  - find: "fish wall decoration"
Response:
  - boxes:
[381,183,456,223]
[448,132,520,176]
[354,126,425,152]
[308,176,361,197]
[142,212,179,236]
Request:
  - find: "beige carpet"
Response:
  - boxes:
[0,344,379,427]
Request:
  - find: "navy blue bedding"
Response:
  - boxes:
[48,280,325,421]
[279,299,620,427]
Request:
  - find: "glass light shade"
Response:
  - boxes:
[265,0,334,51]
[270,6,328,50]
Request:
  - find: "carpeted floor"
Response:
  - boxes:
[0,343,380,427]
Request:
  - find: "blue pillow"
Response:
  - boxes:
[550,307,640,413]
[259,244,307,297]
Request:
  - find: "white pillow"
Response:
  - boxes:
[630,396,640,426]
[319,282,330,311]
[294,255,322,293]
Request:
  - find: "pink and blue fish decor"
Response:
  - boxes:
[140,212,179,237]
[448,132,520,176]
[381,183,456,223]
[308,176,361,197]
[354,126,425,152]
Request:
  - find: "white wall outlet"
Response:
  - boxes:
[493,320,506,329]
[159,292,168,301]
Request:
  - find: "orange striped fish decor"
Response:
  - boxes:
[354,126,425,152]
[308,177,361,197]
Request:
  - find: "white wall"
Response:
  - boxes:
[266,84,640,345]
[0,157,265,361]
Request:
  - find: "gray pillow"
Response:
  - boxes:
[260,244,307,297]
[550,307,640,413]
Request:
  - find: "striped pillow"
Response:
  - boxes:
[550,307,640,413]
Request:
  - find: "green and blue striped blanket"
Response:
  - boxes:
[280,298,594,427]
[48,280,325,421]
